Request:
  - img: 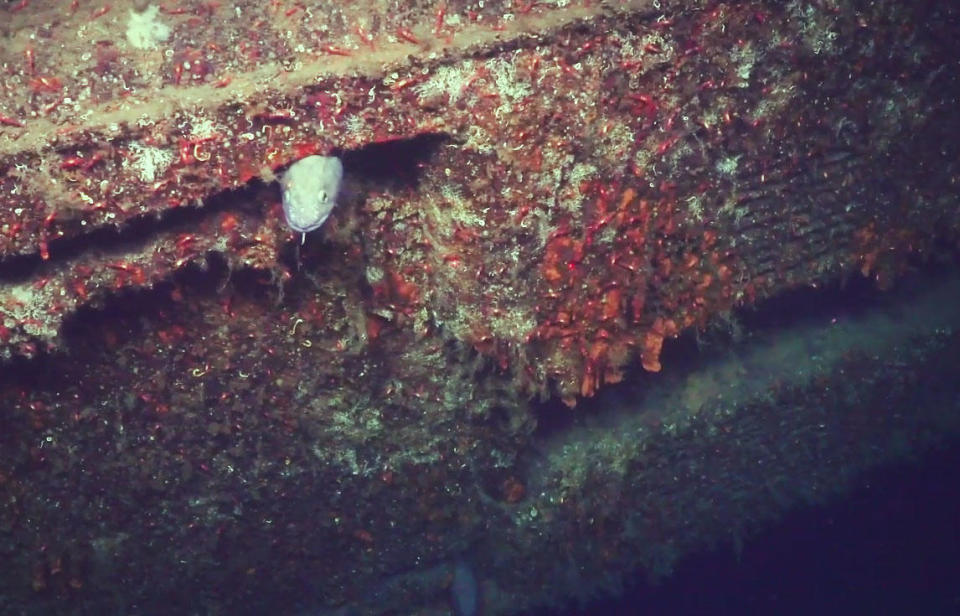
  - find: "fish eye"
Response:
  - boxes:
[319,190,328,201]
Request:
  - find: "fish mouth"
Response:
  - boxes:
[287,220,328,234]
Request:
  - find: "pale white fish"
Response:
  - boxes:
[280,155,343,243]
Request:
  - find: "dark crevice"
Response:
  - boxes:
[0,181,269,283]
[56,252,285,344]
[0,133,452,283]
[338,132,452,189]
[0,258,233,390]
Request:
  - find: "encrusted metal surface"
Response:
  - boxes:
[2,0,957,395]
[1,0,959,614]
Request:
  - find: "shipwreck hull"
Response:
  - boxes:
[1,0,958,614]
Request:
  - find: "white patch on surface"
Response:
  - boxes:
[126,5,172,50]
[190,116,218,140]
[487,56,532,116]
[128,144,174,183]
[414,63,473,104]
[716,155,741,177]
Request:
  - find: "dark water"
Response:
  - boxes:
[525,443,960,615]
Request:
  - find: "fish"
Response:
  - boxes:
[280,154,343,243]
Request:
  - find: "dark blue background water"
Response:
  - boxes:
[528,442,960,615]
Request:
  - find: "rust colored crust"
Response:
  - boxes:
[2,0,959,402]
